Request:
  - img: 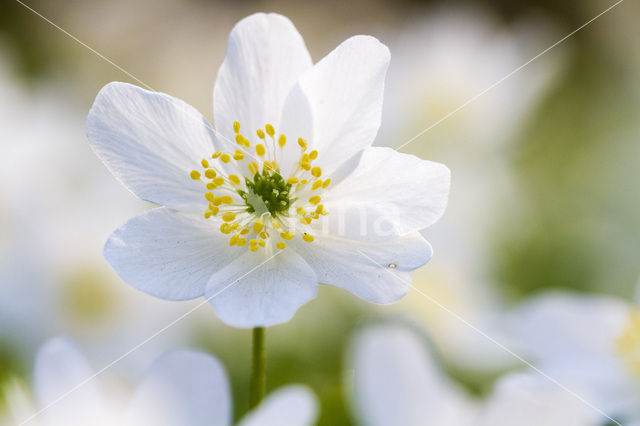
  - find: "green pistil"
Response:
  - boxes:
[239,168,294,216]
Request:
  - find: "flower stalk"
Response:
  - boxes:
[249,326,266,408]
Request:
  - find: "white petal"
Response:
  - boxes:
[510,292,634,417]
[104,208,243,301]
[125,350,232,426]
[213,13,312,142]
[323,147,450,241]
[34,338,106,426]
[206,249,317,327]
[350,324,475,426]
[87,82,224,211]
[479,373,602,426]
[290,35,390,174]
[237,386,318,426]
[291,233,431,304]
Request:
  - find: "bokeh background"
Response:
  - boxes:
[1,0,639,424]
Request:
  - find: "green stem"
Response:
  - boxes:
[249,326,266,408]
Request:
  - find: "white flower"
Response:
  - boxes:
[349,322,603,426]
[12,337,317,426]
[511,291,640,423]
[87,13,450,327]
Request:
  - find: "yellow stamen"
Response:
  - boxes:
[204,169,216,179]
[276,242,286,250]
[309,196,321,205]
[287,177,299,184]
[190,170,201,180]
[229,175,241,185]
[280,231,295,240]
[213,177,225,186]
[256,144,266,157]
[266,124,275,137]
[220,153,231,163]
[302,234,314,242]
[253,220,264,233]
[222,213,236,222]
[311,167,322,178]
[201,159,209,168]
[278,134,286,147]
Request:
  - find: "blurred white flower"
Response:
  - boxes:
[8,338,317,426]
[88,13,450,328]
[349,322,603,426]
[381,6,565,371]
[511,290,640,423]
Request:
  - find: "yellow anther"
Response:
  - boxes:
[190,170,201,180]
[301,161,311,171]
[311,167,322,178]
[266,124,275,137]
[258,240,266,247]
[278,134,286,147]
[287,177,299,184]
[237,238,246,247]
[212,151,222,159]
[220,153,231,163]
[315,204,324,214]
[257,129,265,139]
[231,223,239,230]
[233,121,241,134]
[276,242,286,250]
[312,181,323,190]
[280,231,295,240]
[322,179,331,188]
[209,206,220,215]
[204,211,212,219]
[201,159,209,168]
[302,234,314,242]
[213,177,225,186]
[204,169,216,179]
[220,223,232,234]
[222,213,236,222]
[249,245,259,252]
[248,162,259,175]
[300,179,308,185]
[256,144,266,157]
[300,217,312,225]
[309,196,321,205]
[228,175,240,185]
[233,152,244,161]
[240,228,250,235]
[296,207,306,215]
[235,135,246,146]
[205,192,215,202]
[302,154,310,163]
[206,183,216,190]
[216,196,233,204]
[309,150,318,160]
[298,138,307,151]
[230,234,239,246]
[260,232,269,239]
[253,220,264,233]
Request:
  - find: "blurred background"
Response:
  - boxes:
[0,0,639,424]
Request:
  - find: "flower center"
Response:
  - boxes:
[189,121,330,252]
[615,309,640,377]
[239,168,293,216]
